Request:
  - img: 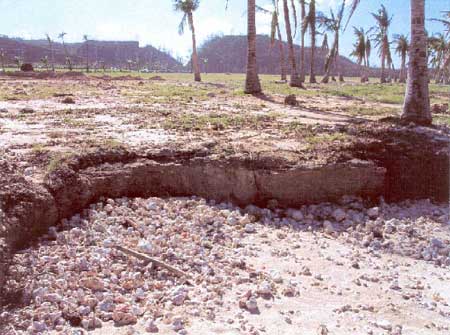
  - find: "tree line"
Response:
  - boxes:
[176,0,449,125]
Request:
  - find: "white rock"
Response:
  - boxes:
[245,297,258,312]
[244,224,256,233]
[332,208,346,222]
[323,221,336,233]
[171,286,189,306]
[257,281,272,295]
[270,270,283,283]
[287,209,304,221]
[138,239,153,254]
[376,319,392,331]
[172,316,184,331]
[367,207,380,219]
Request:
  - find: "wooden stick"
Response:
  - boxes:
[114,245,190,279]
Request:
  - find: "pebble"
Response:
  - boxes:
[244,223,256,233]
[145,319,159,333]
[332,208,346,222]
[367,207,380,219]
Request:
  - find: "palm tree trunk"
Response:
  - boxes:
[188,12,201,82]
[245,0,262,94]
[299,0,306,82]
[309,0,317,83]
[282,0,303,87]
[336,39,344,82]
[86,42,89,73]
[401,0,431,125]
[49,42,55,72]
[380,53,386,83]
[399,54,407,83]
[276,23,288,81]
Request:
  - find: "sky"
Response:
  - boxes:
[0,0,448,67]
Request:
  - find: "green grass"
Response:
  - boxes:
[435,115,450,127]
[161,112,278,131]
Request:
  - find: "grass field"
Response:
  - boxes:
[1,70,449,125]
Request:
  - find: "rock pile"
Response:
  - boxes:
[1,196,449,334]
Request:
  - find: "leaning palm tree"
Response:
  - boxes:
[0,49,6,72]
[371,5,393,83]
[318,0,346,83]
[428,33,449,83]
[46,34,55,72]
[41,56,49,71]
[282,0,303,87]
[348,0,431,124]
[256,1,287,81]
[174,0,201,82]
[245,0,262,93]
[394,34,409,83]
[350,27,370,82]
[429,12,450,84]
[58,32,73,71]
[303,0,317,83]
[298,0,306,82]
[83,35,90,73]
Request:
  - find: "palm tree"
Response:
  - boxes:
[350,27,370,82]
[394,34,409,83]
[402,0,431,124]
[282,0,303,87]
[303,0,317,83]
[58,32,72,71]
[429,12,450,84]
[83,35,90,73]
[13,56,21,70]
[245,0,262,93]
[371,5,393,83]
[348,0,431,124]
[256,1,287,81]
[41,56,49,71]
[299,0,306,82]
[428,33,448,84]
[174,0,201,82]
[0,49,6,72]
[319,1,346,83]
[46,34,55,72]
[321,33,329,52]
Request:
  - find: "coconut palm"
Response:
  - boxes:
[348,0,431,124]
[41,56,49,71]
[46,34,55,72]
[0,49,5,72]
[350,27,370,82]
[429,12,450,84]
[283,0,303,87]
[321,33,329,52]
[371,5,393,83]
[282,0,303,87]
[393,34,409,83]
[298,0,306,82]
[402,0,431,124]
[245,0,262,93]
[318,0,346,83]
[428,33,449,83]
[58,32,72,71]
[256,1,288,81]
[83,35,90,73]
[13,56,21,70]
[303,0,317,83]
[174,0,201,82]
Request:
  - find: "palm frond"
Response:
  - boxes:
[178,13,188,35]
